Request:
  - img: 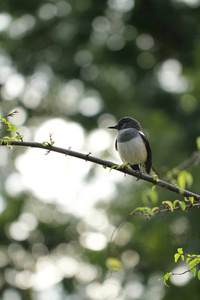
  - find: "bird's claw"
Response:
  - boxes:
[136,170,142,181]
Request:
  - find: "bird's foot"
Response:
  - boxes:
[136,170,142,181]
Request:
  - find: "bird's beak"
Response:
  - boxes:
[108,125,117,129]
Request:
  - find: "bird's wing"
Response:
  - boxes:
[115,139,118,151]
[139,131,152,174]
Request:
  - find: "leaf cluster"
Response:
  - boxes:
[162,248,200,287]
[0,116,23,145]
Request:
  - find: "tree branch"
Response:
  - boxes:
[1,140,200,201]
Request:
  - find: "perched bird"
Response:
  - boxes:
[108,117,160,177]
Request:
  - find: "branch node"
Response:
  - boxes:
[16,132,24,142]
[85,152,92,161]
[65,147,71,156]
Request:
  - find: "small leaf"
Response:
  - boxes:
[180,201,186,211]
[173,200,180,208]
[177,170,193,189]
[197,270,200,280]
[151,207,160,213]
[133,207,151,214]
[186,257,192,263]
[174,253,180,263]
[162,201,174,212]
[177,248,183,254]
[184,197,194,204]
[177,171,185,189]
[189,258,198,269]
[190,197,194,204]
[152,173,159,182]
[149,190,158,204]
[42,142,47,146]
[10,124,17,134]
[109,165,118,172]
[15,135,20,141]
[116,163,131,170]
[196,136,200,151]
[142,189,158,205]
[103,165,107,169]
[163,273,170,287]
[191,267,196,277]
[106,257,123,272]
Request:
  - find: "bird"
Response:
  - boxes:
[108,117,160,178]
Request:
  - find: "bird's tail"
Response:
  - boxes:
[152,166,161,179]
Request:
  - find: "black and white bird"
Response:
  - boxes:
[108,117,159,177]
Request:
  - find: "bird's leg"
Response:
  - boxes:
[130,164,142,180]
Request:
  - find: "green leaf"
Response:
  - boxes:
[159,273,170,287]
[191,267,196,277]
[173,199,186,211]
[42,142,47,146]
[190,197,194,204]
[173,200,180,208]
[117,163,131,169]
[103,165,107,169]
[106,257,123,272]
[184,197,194,204]
[151,206,160,213]
[186,257,192,263]
[177,170,193,189]
[180,201,186,211]
[174,248,184,262]
[15,135,20,141]
[152,173,159,182]
[177,248,183,255]
[133,207,152,215]
[162,201,174,212]
[196,136,200,151]
[197,270,200,280]
[189,258,198,269]
[174,253,180,263]
[10,124,17,134]
[164,273,170,287]
[142,189,158,204]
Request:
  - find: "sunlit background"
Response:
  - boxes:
[1,0,200,299]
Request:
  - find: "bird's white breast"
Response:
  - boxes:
[117,135,147,165]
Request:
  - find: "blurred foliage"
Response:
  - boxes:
[1,0,200,299]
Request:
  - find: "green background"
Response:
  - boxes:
[1,0,200,299]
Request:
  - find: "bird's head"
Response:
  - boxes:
[108,117,142,131]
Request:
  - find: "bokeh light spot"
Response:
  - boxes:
[0,13,12,31]
[38,4,57,20]
[107,34,125,51]
[156,59,189,93]
[170,265,192,286]
[108,0,135,12]
[136,33,154,50]
[79,96,102,116]
[3,73,25,100]
[80,232,107,251]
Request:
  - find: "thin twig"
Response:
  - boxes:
[170,262,200,277]
[164,151,200,181]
